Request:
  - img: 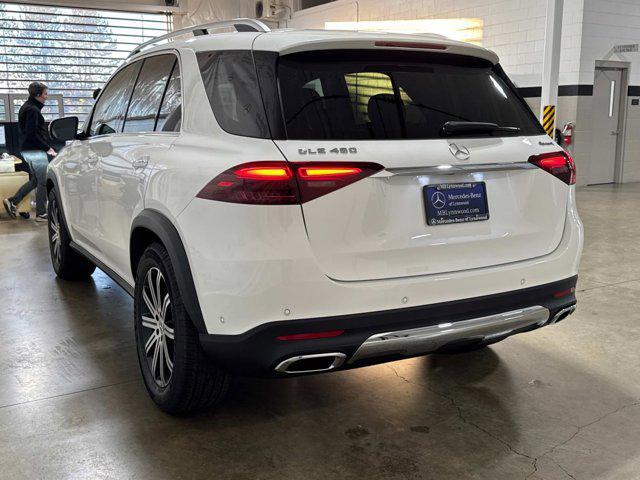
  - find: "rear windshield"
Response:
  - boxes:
[277,50,543,140]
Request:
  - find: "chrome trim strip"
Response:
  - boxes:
[548,304,576,324]
[275,353,347,374]
[348,306,550,364]
[386,162,537,176]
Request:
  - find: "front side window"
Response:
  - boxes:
[196,50,269,138]
[276,50,544,140]
[90,62,140,136]
[124,54,176,133]
[156,61,182,132]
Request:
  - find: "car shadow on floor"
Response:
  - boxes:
[12,260,638,479]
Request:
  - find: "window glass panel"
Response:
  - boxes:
[156,61,181,132]
[0,3,170,122]
[277,50,543,140]
[196,51,269,138]
[89,62,139,135]
[124,54,175,133]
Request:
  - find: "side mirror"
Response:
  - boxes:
[49,117,79,142]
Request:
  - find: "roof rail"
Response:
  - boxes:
[128,18,271,57]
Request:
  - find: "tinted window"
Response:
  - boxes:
[124,54,175,133]
[277,50,543,140]
[196,50,269,138]
[156,61,182,132]
[90,62,140,136]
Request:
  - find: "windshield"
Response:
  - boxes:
[277,50,543,140]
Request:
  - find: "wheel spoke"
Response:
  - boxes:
[161,294,170,320]
[142,289,156,316]
[154,270,163,312]
[146,270,159,313]
[163,340,173,373]
[144,331,159,354]
[158,339,166,385]
[164,325,174,340]
[141,315,157,330]
[151,337,161,378]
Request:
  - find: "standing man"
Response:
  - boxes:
[3,81,57,222]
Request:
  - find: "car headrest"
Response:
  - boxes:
[368,93,402,138]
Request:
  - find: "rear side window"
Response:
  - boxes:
[123,54,176,133]
[277,50,544,140]
[90,61,140,136]
[196,50,269,138]
[156,62,182,132]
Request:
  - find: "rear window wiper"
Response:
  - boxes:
[441,121,521,136]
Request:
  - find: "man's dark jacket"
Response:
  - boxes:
[18,96,51,152]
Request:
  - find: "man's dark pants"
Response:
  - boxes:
[9,151,49,216]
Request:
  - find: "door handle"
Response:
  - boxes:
[611,131,619,136]
[132,157,149,169]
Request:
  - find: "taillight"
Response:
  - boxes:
[196,161,298,205]
[294,162,382,202]
[528,151,576,185]
[276,330,345,341]
[197,161,384,205]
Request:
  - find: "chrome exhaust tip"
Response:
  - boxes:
[275,352,346,374]
[548,305,576,324]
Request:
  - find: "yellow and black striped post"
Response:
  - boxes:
[542,105,556,137]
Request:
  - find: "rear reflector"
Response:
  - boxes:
[553,287,575,298]
[276,330,345,341]
[197,161,384,205]
[528,151,576,185]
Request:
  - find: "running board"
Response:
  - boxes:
[348,305,550,364]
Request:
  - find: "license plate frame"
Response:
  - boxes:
[424,182,489,226]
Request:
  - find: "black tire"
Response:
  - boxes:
[134,242,231,415]
[48,189,96,280]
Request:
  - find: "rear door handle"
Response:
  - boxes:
[132,156,149,169]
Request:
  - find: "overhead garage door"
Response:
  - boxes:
[0,2,170,122]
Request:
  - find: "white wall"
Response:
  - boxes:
[287,0,585,88]
[173,0,258,29]
[580,0,640,85]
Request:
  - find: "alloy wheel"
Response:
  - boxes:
[140,267,175,388]
[49,200,61,268]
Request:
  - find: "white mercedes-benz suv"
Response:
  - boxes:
[46,19,583,414]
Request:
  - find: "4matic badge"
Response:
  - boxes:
[298,147,358,155]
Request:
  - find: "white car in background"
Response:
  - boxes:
[45,20,583,414]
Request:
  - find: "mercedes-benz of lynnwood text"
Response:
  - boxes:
[45,20,583,414]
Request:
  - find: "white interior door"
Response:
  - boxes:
[589,68,623,184]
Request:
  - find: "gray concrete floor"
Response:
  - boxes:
[0,184,639,480]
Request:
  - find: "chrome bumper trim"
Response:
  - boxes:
[386,162,537,176]
[548,304,576,324]
[275,352,346,374]
[348,305,550,364]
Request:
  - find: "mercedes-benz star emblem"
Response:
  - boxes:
[431,191,446,209]
[449,143,471,161]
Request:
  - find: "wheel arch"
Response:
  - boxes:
[45,171,72,235]
[130,210,208,334]
[46,170,58,194]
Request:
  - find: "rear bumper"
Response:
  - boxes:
[199,275,577,376]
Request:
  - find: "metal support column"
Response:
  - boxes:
[540,0,564,137]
